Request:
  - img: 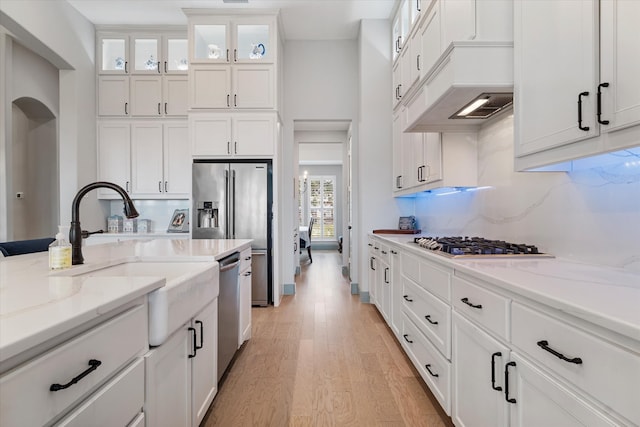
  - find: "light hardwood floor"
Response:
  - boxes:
[202,250,453,426]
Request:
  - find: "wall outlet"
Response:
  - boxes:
[16,192,24,199]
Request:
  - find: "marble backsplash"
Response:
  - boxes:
[413,114,640,272]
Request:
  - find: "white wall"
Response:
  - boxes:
[282,39,359,291]
[1,0,102,240]
[413,114,640,272]
[357,19,413,297]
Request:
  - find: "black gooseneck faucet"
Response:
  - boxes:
[70,181,139,265]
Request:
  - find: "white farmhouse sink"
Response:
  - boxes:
[77,262,219,346]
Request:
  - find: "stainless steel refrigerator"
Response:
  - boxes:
[192,160,273,306]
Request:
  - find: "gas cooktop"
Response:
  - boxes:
[412,237,554,259]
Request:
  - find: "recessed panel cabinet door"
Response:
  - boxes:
[233,115,274,156]
[97,122,131,197]
[190,114,232,156]
[164,123,191,195]
[191,300,218,427]
[190,65,231,109]
[233,65,274,109]
[98,76,129,116]
[163,76,188,116]
[131,123,163,195]
[514,0,598,157]
[130,76,162,116]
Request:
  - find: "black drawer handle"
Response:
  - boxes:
[424,315,438,325]
[461,297,482,309]
[188,327,197,358]
[425,364,439,377]
[403,295,413,302]
[537,340,583,364]
[403,334,413,344]
[50,359,102,391]
[505,361,517,404]
[491,352,502,391]
[597,82,610,125]
[578,91,590,131]
[195,320,204,350]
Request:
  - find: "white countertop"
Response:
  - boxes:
[0,238,252,367]
[373,234,640,344]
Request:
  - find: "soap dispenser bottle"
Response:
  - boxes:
[49,225,72,270]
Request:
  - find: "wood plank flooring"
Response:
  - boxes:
[202,251,453,427]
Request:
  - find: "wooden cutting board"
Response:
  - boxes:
[373,229,421,234]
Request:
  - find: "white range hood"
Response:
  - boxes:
[403,41,514,133]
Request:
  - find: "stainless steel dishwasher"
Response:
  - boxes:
[217,252,240,382]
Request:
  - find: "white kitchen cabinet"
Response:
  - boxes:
[163,76,189,116]
[390,246,403,339]
[190,112,275,157]
[418,0,441,78]
[0,304,147,427]
[508,353,621,427]
[189,64,274,110]
[452,311,510,427]
[98,31,187,75]
[367,238,378,305]
[131,76,163,116]
[97,121,131,197]
[377,247,391,322]
[145,299,218,427]
[239,248,252,347]
[98,76,130,116]
[98,121,189,199]
[514,0,640,170]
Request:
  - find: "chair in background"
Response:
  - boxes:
[0,237,55,257]
[300,217,315,263]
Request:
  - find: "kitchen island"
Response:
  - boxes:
[0,238,251,427]
[368,233,640,427]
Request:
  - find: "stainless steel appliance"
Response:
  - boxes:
[412,236,554,259]
[217,252,240,382]
[192,160,273,305]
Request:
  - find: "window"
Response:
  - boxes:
[301,175,335,240]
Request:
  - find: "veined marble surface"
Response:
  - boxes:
[374,234,640,344]
[413,114,640,272]
[0,238,252,366]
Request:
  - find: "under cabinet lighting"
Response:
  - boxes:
[451,93,513,119]
[457,98,490,117]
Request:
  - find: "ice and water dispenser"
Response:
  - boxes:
[196,201,219,229]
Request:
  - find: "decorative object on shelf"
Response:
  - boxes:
[167,209,189,233]
[250,43,265,59]
[107,215,123,233]
[137,219,152,233]
[207,44,222,59]
[114,57,125,70]
[144,55,157,70]
[399,215,417,230]
[123,218,138,233]
[176,58,188,70]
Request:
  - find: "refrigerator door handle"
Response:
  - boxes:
[231,169,236,238]
[224,169,230,238]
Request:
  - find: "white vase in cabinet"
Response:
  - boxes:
[452,311,510,427]
[189,64,274,110]
[514,0,640,170]
[190,112,275,157]
[145,299,218,427]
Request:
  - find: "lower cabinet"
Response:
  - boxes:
[452,311,510,427]
[239,248,252,346]
[145,298,218,427]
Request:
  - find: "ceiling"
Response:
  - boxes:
[67,0,398,41]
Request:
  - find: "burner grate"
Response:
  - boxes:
[413,237,554,258]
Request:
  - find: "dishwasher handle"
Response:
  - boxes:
[219,260,240,272]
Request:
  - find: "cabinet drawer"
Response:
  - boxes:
[377,243,391,264]
[55,358,144,427]
[0,305,147,427]
[452,276,509,341]
[402,276,451,359]
[402,313,451,415]
[511,302,640,426]
[239,248,252,272]
[401,252,451,302]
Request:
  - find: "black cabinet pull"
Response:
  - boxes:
[50,359,102,391]
[403,334,413,344]
[491,352,502,391]
[370,257,376,271]
[195,320,204,350]
[403,295,413,302]
[578,91,590,131]
[157,61,161,73]
[234,94,237,107]
[164,61,168,73]
[384,267,390,284]
[368,243,373,247]
[505,361,516,403]
[124,102,128,115]
[425,364,439,377]
[461,297,482,309]
[227,141,231,154]
[227,94,230,107]
[124,61,128,74]
[398,84,402,99]
[381,250,387,254]
[391,250,398,255]
[188,327,197,358]
[597,82,610,125]
[424,315,438,325]
[164,102,168,115]
[537,340,583,364]
[158,102,161,115]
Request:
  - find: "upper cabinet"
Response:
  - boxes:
[188,15,276,64]
[393,0,514,133]
[514,0,640,170]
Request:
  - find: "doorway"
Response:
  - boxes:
[294,120,352,277]
[9,97,58,240]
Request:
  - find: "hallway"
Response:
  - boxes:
[203,251,451,426]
